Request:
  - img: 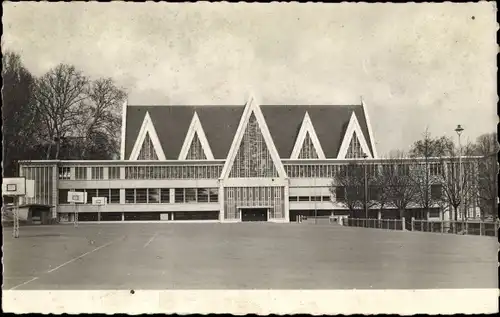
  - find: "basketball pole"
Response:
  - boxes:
[13,195,20,238]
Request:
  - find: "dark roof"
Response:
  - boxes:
[125,106,244,160]
[125,104,374,160]
[261,105,373,158]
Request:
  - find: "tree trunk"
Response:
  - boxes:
[55,140,61,159]
[46,142,52,160]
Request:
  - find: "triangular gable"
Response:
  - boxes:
[337,111,373,159]
[221,96,286,179]
[178,111,214,160]
[361,98,378,158]
[290,111,326,159]
[129,111,166,160]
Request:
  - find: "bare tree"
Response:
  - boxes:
[79,78,126,158]
[32,64,89,159]
[331,162,378,217]
[474,133,498,220]
[380,152,420,220]
[436,142,477,222]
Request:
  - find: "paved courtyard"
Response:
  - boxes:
[3,223,497,290]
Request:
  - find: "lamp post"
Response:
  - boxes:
[363,153,369,219]
[455,125,464,224]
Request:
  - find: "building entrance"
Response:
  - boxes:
[241,208,268,222]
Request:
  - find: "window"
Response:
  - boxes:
[109,167,121,179]
[175,188,184,203]
[430,163,443,176]
[289,196,298,202]
[75,167,87,180]
[86,189,97,203]
[197,188,209,202]
[125,189,135,204]
[311,196,321,202]
[58,167,71,180]
[431,184,442,200]
[209,188,218,202]
[321,196,331,202]
[136,189,147,203]
[298,133,319,159]
[110,189,120,204]
[137,133,158,160]
[148,188,159,203]
[160,188,170,203]
[336,187,346,201]
[369,186,381,201]
[97,188,110,202]
[298,196,310,202]
[59,189,70,204]
[91,167,104,180]
[185,188,197,203]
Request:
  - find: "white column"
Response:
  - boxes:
[70,167,76,180]
[119,189,125,204]
[86,167,92,180]
[284,180,290,222]
[103,167,109,180]
[219,179,225,222]
[169,188,175,204]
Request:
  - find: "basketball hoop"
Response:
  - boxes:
[2,177,33,238]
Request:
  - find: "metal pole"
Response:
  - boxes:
[364,158,368,219]
[13,196,20,238]
[98,204,100,223]
[458,133,464,225]
[74,202,79,228]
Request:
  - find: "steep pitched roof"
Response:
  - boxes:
[124,103,374,160]
[124,106,244,160]
[260,105,374,158]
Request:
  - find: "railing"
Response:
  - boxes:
[412,219,499,237]
[342,218,404,231]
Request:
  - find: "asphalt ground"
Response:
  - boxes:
[2,222,497,290]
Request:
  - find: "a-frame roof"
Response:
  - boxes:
[260,104,374,158]
[124,103,375,160]
[124,106,244,160]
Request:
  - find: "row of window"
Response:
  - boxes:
[289,196,332,202]
[125,188,218,204]
[59,165,224,180]
[284,163,448,178]
[125,166,223,179]
[59,188,120,204]
[58,162,472,180]
[58,188,219,204]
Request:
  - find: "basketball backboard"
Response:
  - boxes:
[68,191,87,203]
[92,197,107,205]
[2,177,26,196]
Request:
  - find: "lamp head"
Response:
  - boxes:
[455,124,464,135]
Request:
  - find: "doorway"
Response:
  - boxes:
[241,208,268,222]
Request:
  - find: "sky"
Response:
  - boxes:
[2,2,498,156]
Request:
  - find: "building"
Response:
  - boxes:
[17,96,481,223]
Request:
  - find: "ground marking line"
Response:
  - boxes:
[144,232,158,248]
[9,277,39,290]
[46,238,120,274]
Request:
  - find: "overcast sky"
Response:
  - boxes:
[2,2,497,155]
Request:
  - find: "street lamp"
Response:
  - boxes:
[363,153,369,219]
[455,125,464,223]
